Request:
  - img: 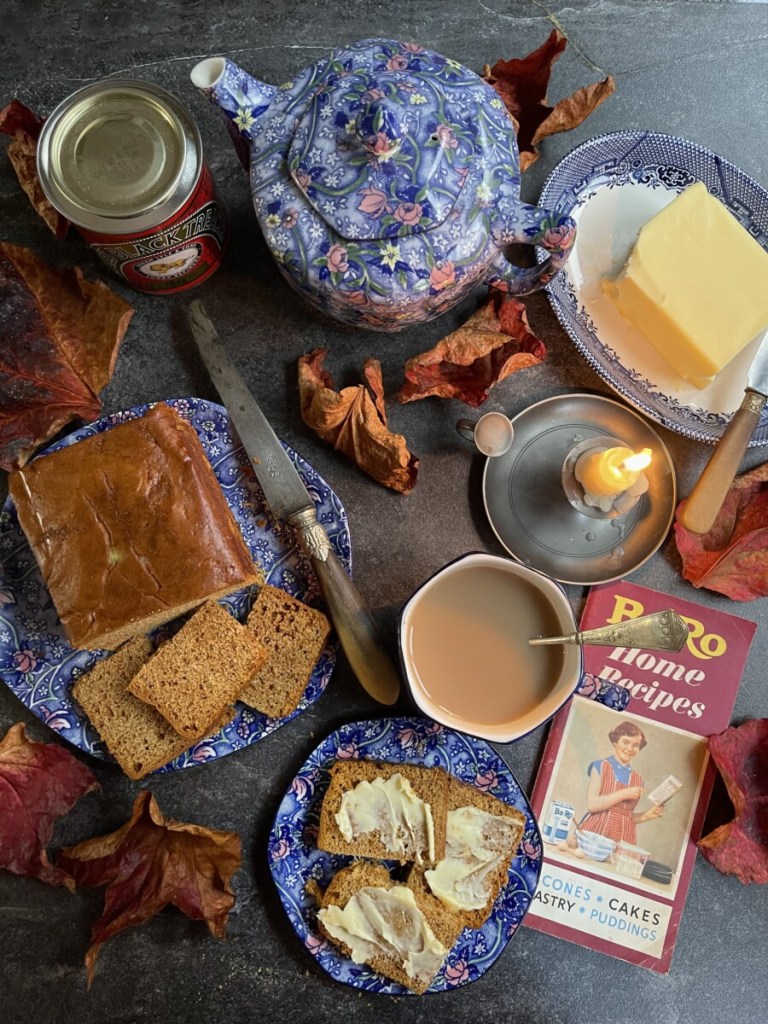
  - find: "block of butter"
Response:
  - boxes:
[602,181,768,387]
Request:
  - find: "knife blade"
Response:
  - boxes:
[187,300,400,706]
[679,330,768,534]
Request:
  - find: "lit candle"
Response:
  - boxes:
[576,446,653,497]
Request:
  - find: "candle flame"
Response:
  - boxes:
[622,448,652,472]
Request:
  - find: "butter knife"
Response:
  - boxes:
[679,330,768,535]
[188,300,400,706]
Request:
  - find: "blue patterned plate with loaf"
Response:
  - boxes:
[268,716,542,995]
[538,130,768,446]
[0,397,350,772]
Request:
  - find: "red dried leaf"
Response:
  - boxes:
[698,719,768,884]
[0,723,99,890]
[56,790,242,986]
[395,291,546,407]
[0,242,134,471]
[0,100,69,237]
[674,463,768,600]
[0,99,44,137]
[299,348,419,495]
[483,29,615,171]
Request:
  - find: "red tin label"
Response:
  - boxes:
[79,163,229,294]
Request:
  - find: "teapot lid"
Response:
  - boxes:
[287,41,499,242]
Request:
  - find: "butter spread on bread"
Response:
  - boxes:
[318,881,448,993]
[335,773,436,865]
[424,805,523,911]
[316,760,449,865]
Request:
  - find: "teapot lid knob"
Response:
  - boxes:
[355,97,405,160]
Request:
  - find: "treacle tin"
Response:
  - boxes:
[36,79,228,294]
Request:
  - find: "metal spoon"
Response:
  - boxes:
[529,610,689,651]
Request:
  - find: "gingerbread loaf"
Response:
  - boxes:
[239,584,331,718]
[71,636,191,779]
[127,600,267,743]
[9,402,262,649]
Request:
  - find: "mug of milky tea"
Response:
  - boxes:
[398,552,582,743]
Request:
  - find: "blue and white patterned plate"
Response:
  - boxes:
[268,716,542,995]
[0,397,350,773]
[538,131,768,446]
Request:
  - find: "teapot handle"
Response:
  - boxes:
[483,203,576,295]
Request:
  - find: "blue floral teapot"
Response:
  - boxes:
[192,38,576,331]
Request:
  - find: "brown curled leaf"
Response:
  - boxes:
[56,790,242,986]
[0,242,134,470]
[482,29,615,171]
[0,99,69,237]
[674,463,768,601]
[395,292,546,407]
[299,348,419,495]
[698,719,768,884]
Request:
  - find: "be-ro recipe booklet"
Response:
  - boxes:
[524,580,756,973]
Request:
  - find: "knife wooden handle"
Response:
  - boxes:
[678,390,767,534]
[289,508,401,706]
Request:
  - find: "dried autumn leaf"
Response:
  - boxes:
[0,99,69,237]
[0,722,99,890]
[698,719,768,884]
[674,462,768,600]
[56,790,242,986]
[483,29,615,171]
[528,78,616,168]
[395,291,546,407]
[299,348,419,495]
[0,242,134,471]
[0,99,43,136]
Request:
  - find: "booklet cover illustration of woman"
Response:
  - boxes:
[579,721,664,845]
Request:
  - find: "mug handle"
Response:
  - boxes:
[483,203,576,295]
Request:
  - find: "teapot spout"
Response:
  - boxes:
[190,58,277,170]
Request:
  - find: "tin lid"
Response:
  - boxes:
[37,79,201,234]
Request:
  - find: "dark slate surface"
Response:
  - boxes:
[1,2,767,1022]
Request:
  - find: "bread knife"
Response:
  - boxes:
[679,330,768,535]
[187,300,400,706]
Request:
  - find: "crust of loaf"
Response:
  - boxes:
[9,402,262,650]
[317,862,461,994]
[239,584,331,718]
[414,775,526,930]
[316,760,449,865]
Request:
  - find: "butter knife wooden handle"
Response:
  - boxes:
[679,390,767,534]
[289,508,400,706]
